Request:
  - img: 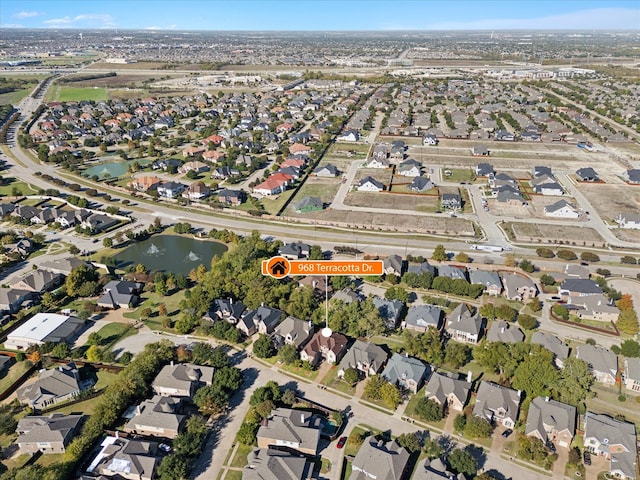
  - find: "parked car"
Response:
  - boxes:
[501,429,513,438]
[583,451,591,465]
[337,436,347,449]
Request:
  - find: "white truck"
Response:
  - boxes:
[470,244,505,252]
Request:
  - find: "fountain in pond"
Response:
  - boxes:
[147,244,160,255]
[187,251,200,262]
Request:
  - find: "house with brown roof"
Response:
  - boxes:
[182,182,210,201]
[128,175,160,192]
[300,329,348,367]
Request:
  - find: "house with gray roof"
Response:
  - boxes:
[441,193,462,210]
[273,316,314,349]
[486,320,524,344]
[0,288,35,314]
[468,270,502,296]
[38,256,92,276]
[407,261,436,275]
[351,438,411,480]
[424,372,471,412]
[292,196,323,213]
[526,397,576,448]
[17,363,87,410]
[313,164,339,177]
[279,242,311,260]
[381,353,430,394]
[10,269,63,294]
[17,413,83,454]
[96,280,143,309]
[615,213,640,230]
[501,273,538,301]
[569,294,619,322]
[576,167,599,182]
[409,176,436,193]
[624,357,640,393]
[243,447,314,480]
[331,287,364,304]
[372,297,405,330]
[576,344,617,385]
[559,278,602,298]
[473,381,521,428]
[125,395,186,439]
[584,413,637,479]
[152,362,214,398]
[446,304,484,345]
[531,332,569,368]
[205,298,246,324]
[88,436,159,480]
[256,407,322,455]
[413,457,466,480]
[404,304,444,332]
[383,254,405,276]
[238,305,284,336]
[358,176,385,192]
[338,340,388,378]
[437,265,467,281]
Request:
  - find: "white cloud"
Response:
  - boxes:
[42,13,116,28]
[14,11,42,19]
[43,16,72,25]
[144,24,178,30]
[423,8,640,30]
[1,23,25,28]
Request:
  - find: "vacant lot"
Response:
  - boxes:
[284,177,341,216]
[69,73,172,88]
[579,184,640,223]
[45,86,109,102]
[612,227,640,243]
[344,191,440,213]
[352,168,393,186]
[508,222,606,246]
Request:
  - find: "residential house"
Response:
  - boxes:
[624,169,640,184]
[407,261,436,275]
[253,176,290,196]
[152,362,215,398]
[351,438,410,480]
[475,163,495,177]
[0,288,35,314]
[152,158,181,172]
[404,305,444,332]
[17,363,86,410]
[437,265,467,281]
[424,372,471,412]
[495,129,515,141]
[397,159,422,177]
[531,332,570,368]
[125,395,186,439]
[17,414,83,454]
[501,273,538,301]
[468,270,502,295]
[338,340,388,378]
[10,269,63,294]
[206,298,246,324]
[6,313,85,351]
[413,458,460,480]
[576,344,617,385]
[301,329,348,367]
[441,193,462,210]
[558,278,602,298]
[81,213,119,233]
[445,303,484,345]
[372,297,405,330]
[576,167,599,182]
[0,356,12,377]
[337,130,360,142]
[381,353,430,394]
[525,397,576,448]
[584,413,637,480]
[279,242,311,260]
[544,200,580,218]
[615,213,640,230]
[243,448,314,480]
[256,407,321,455]
[182,182,211,201]
[471,145,490,156]
[157,181,186,199]
[331,288,364,304]
[96,280,143,309]
[486,321,525,344]
[409,176,436,193]
[423,134,438,146]
[298,276,332,296]
[569,294,619,322]
[217,189,245,206]
[178,160,210,175]
[238,305,284,336]
[38,257,92,276]
[531,175,564,196]
[357,176,385,192]
[128,175,160,192]
[273,317,314,350]
[473,381,521,428]
[624,357,640,393]
[313,164,339,177]
[88,436,159,480]
[383,254,405,277]
[292,196,323,213]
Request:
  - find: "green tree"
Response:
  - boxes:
[552,356,594,412]
[278,344,298,365]
[513,347,559,399]
[620,339,640,358]
[403,328,444,365]
[448,448,479,477]
[617,308,639,335]
[281,389,297,406]
[423,437,444,459]
[364,375,386,400]
[343,367,359,385]
[518,314,537,330]
[253,335,276,359]
[528,298,542,312]
[552,304,569,320]
[309,245,324,260]
[536,248,555,258]
[102,237,113,248]
[479,303,495,320]
[51,343,71,358]
[445,342,471,368]
[495,304,517,322]
[86,344,102,362]
[0,412,17,435]
[156,453,190,480]
[580,252,600,262]
[64,265,100,298]
[415,397,444,422]
[557,249,577,261]
[385,285,409,303]
[519,259,535,273]
[380,382,402,409]
[455,252,471,263]
[396,432,421,453]
[432,244,447,262]
[453,414,467,433]
[464,416,493,438]
[193,384,229,416]
[540,274,555,286]
[620,255,637,265]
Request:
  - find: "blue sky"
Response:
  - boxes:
[1,1,639,30]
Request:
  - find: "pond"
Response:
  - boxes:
[83,158,152,180]
[114,235,228,275]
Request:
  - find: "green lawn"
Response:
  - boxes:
[261,189,297,215]
[0,179,39,197]
[0,361,33,395]
[278,362,319,381]
[123,289,187,332]
[319,366,357,396]
[2,453,30,470]
[47,85,109,102]
[229,443,254,468]
[442,168,476,183]
[95,322,137,348]
[223,471,243,480]
[0,88,32,106]
[34,452,65,467]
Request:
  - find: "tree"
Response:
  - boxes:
[193,384,229,416]
[513,347,559,399]
[237,421,258,445]
[448,448,479,477]
[396,432,421,453]
[621,339,640,358]
[453,414,467,433]
[281,389,297,406]
[278,344,298,365]
[518,314,537,330]
[552,356,594,412]
[528,298,542,312]
[102,237,113,248]
[617,294,634,312]
[581,252,600,263]
[518,435,548,462]
[455,252,471,263]
[620,255,637,265]
[495,304,517,322]
[415,397,444,422]
[519,259,535,273]
[479,303,495,320]
[464,416,493,438]
[0,412,17,435]
[536,248,555,258]
[432,244,447,262]
[51,343,71,358]
[617,308,639,335]
[86,344,102,362]
[422,437,444,459]
[214,367,243,392]
[252,335,276,359]
[380,382,402,409]
[504,254,516,267]
[364,375,386,400]
[343,367,359,385]
[385,286,409,303]
[540,274,556,286]
[552,304,569,320]
[403,328,444,366]
[309,245,324,260]
[64,265,100,298]
[445,342,471,368]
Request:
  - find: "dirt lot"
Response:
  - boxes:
[287,209,475,236]
[578,184,640,223]
[612,227,640,243]
[352,168,394,186]
[507,222,606,246]
[344,191,440,212]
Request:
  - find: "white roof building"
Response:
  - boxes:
[5,313,85,350]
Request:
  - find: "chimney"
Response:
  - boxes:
[229,297,233,304]
[467,371,472,383]
[545,396,550,402]
[300,413,305,424]
[115,430,119,439]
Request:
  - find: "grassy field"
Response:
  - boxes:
[278,362,320,381]
[261,189,296,215]
[319,366,357,396]
[0,88,32,106]
[123,289,187,332]
[0,361,33,395]
[45,85,109,102]
[0,179,39,197]
[95,322,138,348]
[443,168,476,183]
[229,443,254,468]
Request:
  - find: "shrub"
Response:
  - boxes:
[621,255,638,265]
[518,314,537,330]
[552,304,569,320]
[536,248,555,258]
[557,249,577,261]
[580,252,600,262]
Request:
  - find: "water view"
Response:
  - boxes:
[83,159,152,180]
[114,235,228,275]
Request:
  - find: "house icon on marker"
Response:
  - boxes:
[270,260,287,276]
